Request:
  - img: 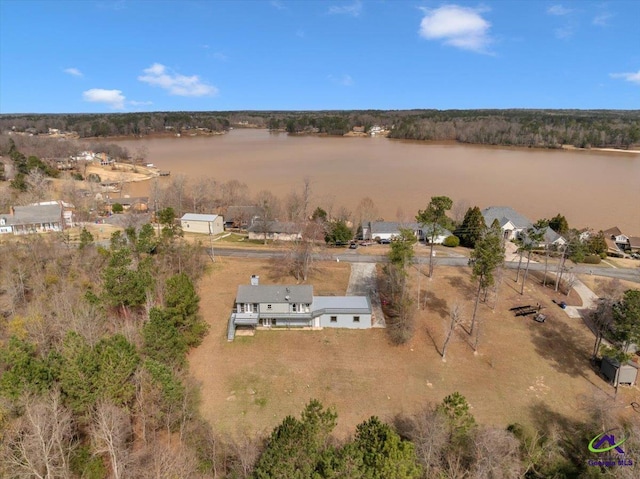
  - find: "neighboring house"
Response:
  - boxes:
[363,221,421,242]
[224,205,261,229]
[180,213,224,235]
[603,227,630,251]
[362,221,451,244]
[629,237,640,253]
[248,221,302,242]
[105,197,149,214]
[604,237,625,257]
[31,200,75,228]
[481,206,532,241]
[421,224,453,244]
[542,227,567,247]
[0,204,66,235]
[481,206,566,247]
[227,276,372,340]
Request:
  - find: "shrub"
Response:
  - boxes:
[111,203,123,213]
[583,254,601,264]
[71,172,84,181]
[599,252,607,259]
[443,235,460,247]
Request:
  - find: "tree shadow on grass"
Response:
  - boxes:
[423,290,448,319]
[528,316,608,394]
[445,275,475,298]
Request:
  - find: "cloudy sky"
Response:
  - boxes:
[0,0,638,113]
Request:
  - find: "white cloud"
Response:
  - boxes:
[547,5,572,16]
[82,89,125,109]
[212,52,228,61]
[138,63,218,97]
[270,1,285,10]
[610,71,640,85]
[64,67,83,77]
[328,74,353,86]
[328,1,362,17]
[419,5,492,53]
[593,12,613,26]
[554,25,575,39]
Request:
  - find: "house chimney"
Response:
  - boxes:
[250,275,259,286]
[10,206,15,216]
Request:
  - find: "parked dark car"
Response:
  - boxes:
[349,242,358,249]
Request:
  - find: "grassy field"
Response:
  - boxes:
[189,257,640,439]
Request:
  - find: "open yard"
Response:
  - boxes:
[189,257,640,440]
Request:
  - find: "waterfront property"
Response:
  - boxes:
[247,221,302,242]
[180,213,225,235]
[0,202,73,235]
[227,275,372,340]
[362,221,451,244]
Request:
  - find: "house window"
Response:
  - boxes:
[353,316,360,323]
[252,303,258,313]
[292,304,297,312]
[330,316,337,323]
[267,304,272,310]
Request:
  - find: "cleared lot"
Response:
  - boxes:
[189,258,634,438]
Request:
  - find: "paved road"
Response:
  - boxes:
[211,247,640,283]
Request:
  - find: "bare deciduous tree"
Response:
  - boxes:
[472,427,523,479]
[442,303,463,361]
[90,400,132,479]
[3,390,75,479]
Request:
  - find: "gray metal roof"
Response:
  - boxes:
[236,284,313,304]
[311,296,371,313]
[247,221,301,234]
[370,221,420,235]
[481,206,531,229]
[181,213,220,222]
[2,204,62,225]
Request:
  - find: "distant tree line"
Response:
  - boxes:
[2,109,638,148]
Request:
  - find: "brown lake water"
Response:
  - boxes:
[116,129,640,234]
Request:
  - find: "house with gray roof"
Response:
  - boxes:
[362,221,451,244]
[228,275,372,340]
[481,206,532,240]
[0,203,66,235]
[481,206,566,247]
[247,221,302,242]
[180,213,224,235]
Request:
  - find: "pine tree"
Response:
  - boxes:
[455,206,486,248]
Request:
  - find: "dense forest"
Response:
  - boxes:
[1,109,639,149]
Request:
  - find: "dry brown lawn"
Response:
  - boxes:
[189,258,640,439]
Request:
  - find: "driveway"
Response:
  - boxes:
[346,263,385,328]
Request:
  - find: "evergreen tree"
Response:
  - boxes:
[351,416,422,479]
[455,206,486,248]
[165,273,208,347]
[0,336,54,399]
[612,290,640,353]
[325,220,352,245]
[143,307,188,368]
[388,228,417,269]
[469,224,505,336]
[416,196,453,277]
[548,214,569,235]
[78,227,94,250]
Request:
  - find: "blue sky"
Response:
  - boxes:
[1,0,639,113]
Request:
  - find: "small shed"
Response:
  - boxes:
[180,213,224,235]
[600,357,639,386]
